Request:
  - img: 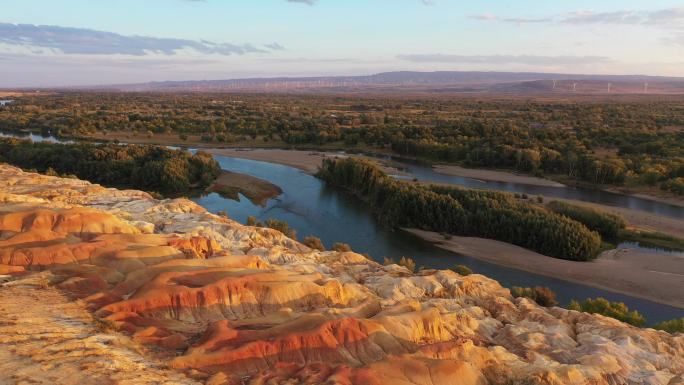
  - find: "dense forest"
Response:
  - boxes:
[0,138,220,195]
[1,92,684,196]
[317,157,602,261]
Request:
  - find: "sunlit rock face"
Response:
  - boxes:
[0,164,683,385]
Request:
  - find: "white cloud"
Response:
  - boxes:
[0,23,279,56]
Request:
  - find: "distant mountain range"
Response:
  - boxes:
[85,71,684,94]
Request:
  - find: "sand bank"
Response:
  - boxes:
[404,228,684,309]
[206,170,282,205]
[433,165,566,187]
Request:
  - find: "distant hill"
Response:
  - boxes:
[84,71,684,94]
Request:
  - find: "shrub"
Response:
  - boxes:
[511,286,558,307]
[332,242,352,252]
[303,236,325,251]
[568,298,646,326]
[663,177,684,195]
[264,218,297,239]
[653,318,684,333]
[246,216,259,226]
[398,257,416,273]
[452,264,473,276]
[547,200,626,239]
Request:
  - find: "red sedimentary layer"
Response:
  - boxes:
[1,166,683,385]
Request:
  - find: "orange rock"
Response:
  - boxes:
[168,236,221,259]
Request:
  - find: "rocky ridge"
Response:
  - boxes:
[0,164,682,385]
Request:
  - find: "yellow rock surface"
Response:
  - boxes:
[0,164,683,385]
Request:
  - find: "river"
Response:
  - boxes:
[377,154,684,220]
[193,155,684,324]
[2,130,683,322]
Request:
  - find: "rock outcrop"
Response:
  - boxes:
[0,164,682,385]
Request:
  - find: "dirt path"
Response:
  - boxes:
[0,275,200,385]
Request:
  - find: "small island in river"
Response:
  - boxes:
[206,170,283,205]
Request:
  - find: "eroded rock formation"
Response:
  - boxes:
[0,164,682,385]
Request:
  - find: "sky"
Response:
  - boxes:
[1,0,684,87]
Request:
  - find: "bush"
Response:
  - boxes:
[246,216,259,226]
[547,200,626,239]
[568,298,646,326]
[398,257,416,273]
[663,177,684,196]
[452,264,473,276]
[511,286,558,307]
[383,256,416,273]
[332,242,352,252]
[653,318,684,333]
[303,236,325,251]
[264,218,297,239]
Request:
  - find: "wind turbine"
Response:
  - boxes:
[572,82,577,92]
[552,80,557,90]
[644,82,649,93]
[607,83,612,93]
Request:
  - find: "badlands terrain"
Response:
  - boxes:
[0,164,683,385]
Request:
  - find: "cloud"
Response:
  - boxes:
[396,54,614,66]
[0,22,274,56]
[662,33,684,47]
[287,0,316,5]
[561,8,684,26]
[286,0,433,6]
[471,7,684,28]
[264,42,286,51]
[469,14,551,24]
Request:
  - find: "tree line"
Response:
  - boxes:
[3,93,684,196]
[316,157,602,261]
[0,138,220,195]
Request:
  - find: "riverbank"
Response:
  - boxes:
[552,198,684,239]
[206,148,409,176]
[207,148,335,173]
[29,131,684,208]
[433,164,566,187]
[205,148,684,239]
[206,170,282,205]
[404,228,684,309]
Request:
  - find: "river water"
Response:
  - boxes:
[193,155,684,324]
[2,130,682,322]
[378,154,684,220]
